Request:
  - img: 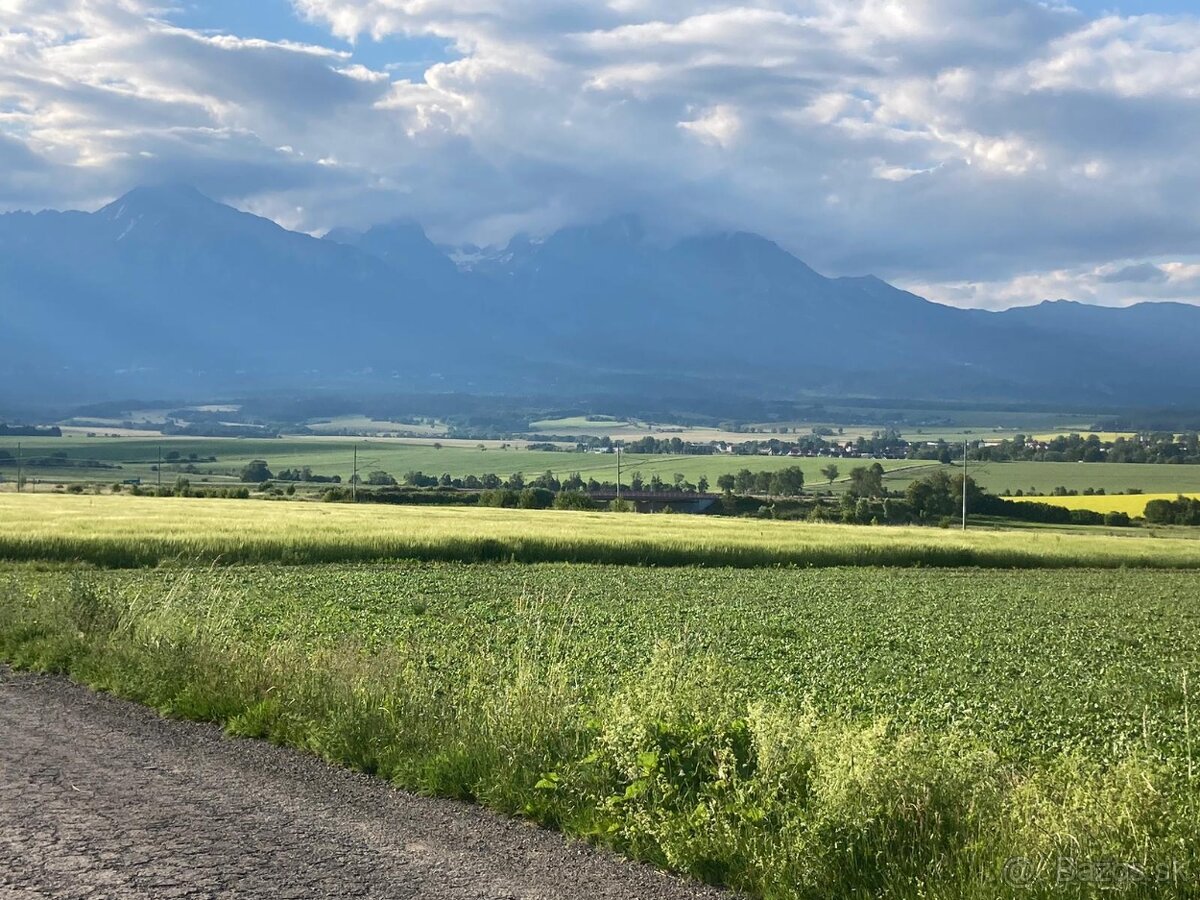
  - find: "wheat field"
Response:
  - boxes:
[2,492,1200,568]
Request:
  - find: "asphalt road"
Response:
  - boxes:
[0,668,729,900]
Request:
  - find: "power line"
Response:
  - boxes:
[962,439,968,531]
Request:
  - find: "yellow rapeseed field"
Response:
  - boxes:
[1029,431,1141,443]
[1010,492,1200,516]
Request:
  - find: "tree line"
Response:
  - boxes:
[1145,496,1200,526]
[973,432,1200,465]
[0,425,62,437]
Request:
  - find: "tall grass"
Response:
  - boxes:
[2,493,1200,569]
[0,532,1142,569]
[2,573,1197,899]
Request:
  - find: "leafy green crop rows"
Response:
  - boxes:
[4,561,1199,898]
[2,564,1200,897]
[6,563,1198,762]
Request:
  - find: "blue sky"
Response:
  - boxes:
[165,2,1200,81]
[167,2,1195,65]
[4,0,1200,309]
[1072,1,1195,12]
[164,0,454,77]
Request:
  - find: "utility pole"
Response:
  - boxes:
[15,442,21,493]
[352,443,358,503]
[615,446,621,501]
[962,439,968,531]
[157,445,162,491]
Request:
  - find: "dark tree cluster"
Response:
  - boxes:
[0,425,62,437]
[713,466,806,496]
[0,450,117,469]
[276,467,341,483]
[622,436,719,455]
[239,460,273,483]
[1145,496,1200,525]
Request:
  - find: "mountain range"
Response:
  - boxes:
[2,184,1197,407]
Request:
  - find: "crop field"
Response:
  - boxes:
[303,415,446,435]
[9,562,1193,760]
[845,407,1098,439]
[12,434,1200,504]
[884,459,1200,497]
[10,435,1200,505]
[0,434,933,489]
[1028,431,1140,443]
[526,415,1113,446]
[1012,492,1200,516]
[530,417,892,443]
[4,481,1200,897]
[3,493,1200,569]
[2,557,1198,898]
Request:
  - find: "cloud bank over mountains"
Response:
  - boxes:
[3,0,1200,309]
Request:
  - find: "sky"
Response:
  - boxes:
[2,1,1200,310]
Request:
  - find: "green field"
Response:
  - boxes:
[3,493,1200,568]
[0,435,933,489]
[5,490,1200,897]
[886,459,1200,497]
[10,435,1200,504]
[11,562,1190,761]
[2,555,1198,898]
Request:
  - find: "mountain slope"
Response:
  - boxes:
[2,187,1197,406]
[0,186,471,399]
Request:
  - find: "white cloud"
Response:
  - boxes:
[678,104,740,147]
[2,0,1200,305]
[1027,15,1200,98]
[907,256,1200,310]
[872,161,936,181]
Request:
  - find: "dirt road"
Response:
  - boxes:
[0,668,728,899]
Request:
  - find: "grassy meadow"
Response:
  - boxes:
[3,492,1200,569]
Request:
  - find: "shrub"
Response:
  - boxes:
[480,489,519,508]
[240,460,272,483]
[1146,497,1200,526]
[519,487,554,510]
[553,491,598,511]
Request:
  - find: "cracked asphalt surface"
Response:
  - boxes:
[0,668,730,900]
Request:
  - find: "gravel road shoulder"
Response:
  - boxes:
[0,667,730,899]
